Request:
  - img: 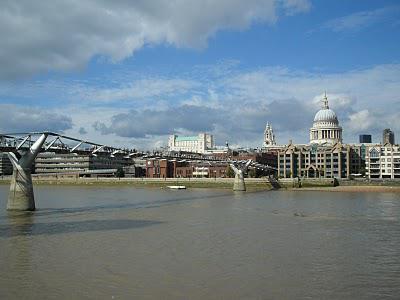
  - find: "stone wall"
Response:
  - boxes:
[300,178,337,187]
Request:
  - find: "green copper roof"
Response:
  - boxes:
[175,136,199,141]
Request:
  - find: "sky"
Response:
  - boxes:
[0,0,399,149]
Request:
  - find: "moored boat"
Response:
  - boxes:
[167,185,186,190]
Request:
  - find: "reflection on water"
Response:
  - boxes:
[0,218,163,237]
[3,212,35,294]
[0,186,400,299]
[6,211,35,236]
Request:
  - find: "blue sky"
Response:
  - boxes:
[0,0,399,149]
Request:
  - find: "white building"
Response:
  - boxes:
[309,93,343,145]
[168,133,215,154]
[365,144,400,179]
[264,122,276,147]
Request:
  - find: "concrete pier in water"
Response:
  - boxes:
[230,163,249,191]
[233,172,246,191]
[7,133,48,211]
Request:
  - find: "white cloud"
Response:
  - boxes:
[311,93,354,110]
[345,109,374,132]
[280,0,311,16]
[0,0,310,79]
[80,78,198,102]
[0,104,72,133]
[2,63,400,148]
[322,6,400,32]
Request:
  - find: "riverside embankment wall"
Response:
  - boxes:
[338,179,400,186]
[0,176,334,189]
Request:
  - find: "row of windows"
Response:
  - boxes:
[381,158,393,162]
[280,153,342,158]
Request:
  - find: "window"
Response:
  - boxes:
[370,149,380,158]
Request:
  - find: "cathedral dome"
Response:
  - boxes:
[309,92,342,145]
[313,108,338,124]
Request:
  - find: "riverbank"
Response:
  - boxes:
[0,176,399,192]
[293,185,400,193]
[0,177,275,190]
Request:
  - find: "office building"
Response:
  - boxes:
[34,152,130,175]
[0,153,13,175]
[277,142,363,179]
[359,134,372,143]
[168,133,215,154]
[365,145,400,179]
[383,128,395,145]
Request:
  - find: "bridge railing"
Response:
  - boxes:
[0,131,138,157]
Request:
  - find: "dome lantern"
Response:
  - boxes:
[322,91,329,109]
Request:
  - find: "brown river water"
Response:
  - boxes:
[0,185,399,299]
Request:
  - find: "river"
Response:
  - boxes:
[0,185,399,299]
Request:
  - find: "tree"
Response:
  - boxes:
[116,167,125,178]
[360,166,366,177]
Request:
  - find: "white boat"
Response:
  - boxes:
[167,185,186,190]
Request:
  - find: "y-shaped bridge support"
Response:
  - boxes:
[230,160,252,191]
[7,133,48,211]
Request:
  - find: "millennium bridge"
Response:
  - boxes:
[0,132,276,211]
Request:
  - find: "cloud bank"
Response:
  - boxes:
[88,63,400,146]
[0,0,310,79]
[1,63,399,148]
[0,104,72,133]
[322,5,400,32]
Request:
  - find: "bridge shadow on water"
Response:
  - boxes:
[19,191,236,219]
[0,193,235,237]
[0,189,275,238]
[0,213,163,238]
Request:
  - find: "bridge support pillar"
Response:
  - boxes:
[7,133,48,211]
[7,166,35,211]
[230,163,247,191]
[233,173,246,191]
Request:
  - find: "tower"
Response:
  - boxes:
[264,122,276,146]
[383,128,395,145]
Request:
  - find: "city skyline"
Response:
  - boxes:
[0,0,399,150]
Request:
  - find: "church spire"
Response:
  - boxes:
[264,122,276,146]
[322,91,329,109]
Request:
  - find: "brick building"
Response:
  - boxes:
[277,142,364,179]
[146,159,230,178]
